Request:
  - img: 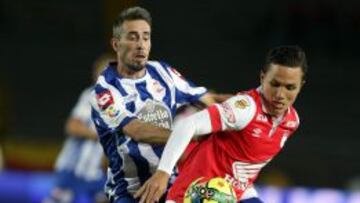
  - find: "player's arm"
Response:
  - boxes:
[146,94,256,176]
[65,118,98,140]
[122,119,171,144]
[134,94,256,203]
[67,88,98,140]
[199,91,233,106]
[92,81,171,145]
[134,109,212,203]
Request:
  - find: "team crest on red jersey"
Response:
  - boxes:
[234,99,249,109]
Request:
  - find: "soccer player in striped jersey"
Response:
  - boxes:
[135,45,307,203]
[43,54,113,203]
[90,7,226,203]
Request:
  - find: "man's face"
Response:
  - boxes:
[113,20,151,71]
[260,63,304,117]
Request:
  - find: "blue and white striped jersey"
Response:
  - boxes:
[90,61,207,200]
[55,87,105,182]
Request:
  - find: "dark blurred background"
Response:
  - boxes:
[1,0,360,192]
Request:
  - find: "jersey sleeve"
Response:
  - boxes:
[157,109,212,175]
[165,64,207,104]
[207,94,256,132]
[90,77,136,132]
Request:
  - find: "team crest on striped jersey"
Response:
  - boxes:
[149,79,166,100]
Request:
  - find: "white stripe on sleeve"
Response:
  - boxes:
[157,109,212,175]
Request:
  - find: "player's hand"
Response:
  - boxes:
[134,170,170,203]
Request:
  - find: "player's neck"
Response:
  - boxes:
[259,93,284,119]
[117,63,146,79]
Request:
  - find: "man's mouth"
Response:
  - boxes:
[272,101,284,109]
[134,53,146,59]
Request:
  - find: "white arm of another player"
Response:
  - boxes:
[157,109,212,175]
[157,94,256,175]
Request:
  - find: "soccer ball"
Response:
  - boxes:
[184,177,236,203]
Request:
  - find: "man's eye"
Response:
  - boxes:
[286,85,296,90]
[127,34,138,40]
[143,34,150,41]
[270,82,280,87]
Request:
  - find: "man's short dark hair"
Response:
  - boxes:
[263,45,308,81]
[113,7,152,38]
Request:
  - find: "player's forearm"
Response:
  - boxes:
[212,93,233,103]
[199,93,217,106]
[157,117,196,175]
[65,119,98,140]
[199,92,234,106]
[158,109,212,175]
[122,119,171,144]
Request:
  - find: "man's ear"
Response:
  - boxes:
[260,70,265,84]
[111,38,118,52]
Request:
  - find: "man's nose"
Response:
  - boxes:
[136,39,145,49]
[275,87,285,99]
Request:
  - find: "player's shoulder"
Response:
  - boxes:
[94,64,118,89]
[78,86,93,101]
[82,86,93,95]
[147,60,182,84]
[221,93,257,118]
[226,92,257,110]
[94,62,119,85]
[216,92,257,129]
[147,60,170,70]
[147,60,179,75]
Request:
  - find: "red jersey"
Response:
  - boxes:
[167,88,300,202]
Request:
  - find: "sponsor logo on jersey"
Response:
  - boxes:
[234,99,249,109]
[137,100,172,129]
[225,161,268,191]
[256,114,268,122]
[96,90,114,110]
[251,128,262,138]
[221,102,236,123]
[224,173,248,191]
[105,104,120,118]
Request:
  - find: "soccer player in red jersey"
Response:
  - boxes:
[135,45,307,203]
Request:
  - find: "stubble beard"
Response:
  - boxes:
[127,63,145,72]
